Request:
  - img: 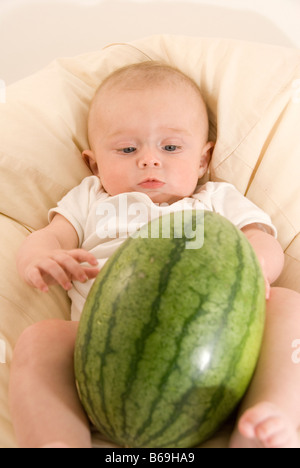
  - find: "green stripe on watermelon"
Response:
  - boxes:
[74,210,265,448]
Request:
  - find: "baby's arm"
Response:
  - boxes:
[241,224,285,298]
[17,214,100,292]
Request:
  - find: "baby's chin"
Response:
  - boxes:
[105,186,191,205]
[140,191,184,205]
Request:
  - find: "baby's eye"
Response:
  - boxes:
[163,145,180,152]
[119,147,136,154]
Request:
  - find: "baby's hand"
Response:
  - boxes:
[23,249,100,293]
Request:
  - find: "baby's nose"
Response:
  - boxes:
[141,160,161,168]
[138,152,162,168]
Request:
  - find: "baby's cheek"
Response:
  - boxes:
[99,171,122,196]
[177,169,199,194]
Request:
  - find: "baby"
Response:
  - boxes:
[10,62,300,448]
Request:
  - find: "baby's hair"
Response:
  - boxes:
[87,61,209,146]
[98,61,202,96]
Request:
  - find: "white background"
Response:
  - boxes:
[0,0,299,84]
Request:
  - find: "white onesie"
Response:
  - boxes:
[49,176,276,321]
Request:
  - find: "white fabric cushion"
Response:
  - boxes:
[0,35,299,447]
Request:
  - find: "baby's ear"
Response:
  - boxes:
[199,141,215,177]
[82,149,99,176]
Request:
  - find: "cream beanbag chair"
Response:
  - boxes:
[0,35,299,448]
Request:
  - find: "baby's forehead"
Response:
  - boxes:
[93,63,205,106]
[87,63,209,140]
[91,79,208,131]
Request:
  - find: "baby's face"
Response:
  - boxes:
[84,82,213,204]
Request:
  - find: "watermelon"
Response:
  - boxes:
[74,210,265,448]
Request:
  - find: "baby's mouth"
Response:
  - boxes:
[138,178,165,189]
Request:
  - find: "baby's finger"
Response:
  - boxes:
[68,249,99,266]
[52,253,89,283]
[82,266,101,279]
[38,258,72,291]
[26,267,49,293]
